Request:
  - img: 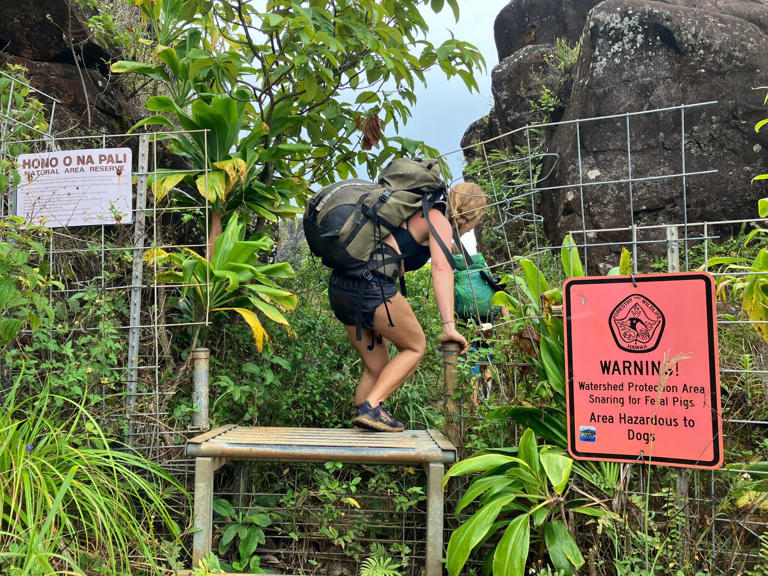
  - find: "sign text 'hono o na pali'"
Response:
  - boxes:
[16,148,133,228]
[564,272,723,469]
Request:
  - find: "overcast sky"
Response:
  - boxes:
[397,0,510,184]
[398,0,510,250]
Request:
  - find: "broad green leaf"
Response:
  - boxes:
[518,258,549,304]
[213,499,237,518]
[239,526,264,561]
[244,284,298,310]
[532,506,549,527]
[146,95,185,113]
[0,317,23,342]
[540,336,565,398]
[219,524,238,551]
[490,406,568,448]
[212,268,241,291]
[561,234,584,278]
[759,197,768,218]
[248,295,293,325]
[456,476,515,515]
[111,60,166,78]
[544,520,584,574]
[196,171,227,204]
[276,143,313,154]
[244,512,272,527]
[446,0,460,21]
[157,45,183,77]
[517,429,543,495]
[619,247,633,275]
[517,429,539,472]
[443,454,520,488]
[128,114,177,132]
[445,496,512,576]
[492,513,530,576]
[149,172,188,203]
[251,262,298,280]
[0,280,14,307]
[540,450,573,494]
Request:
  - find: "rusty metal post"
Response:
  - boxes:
[441,341,461,448]
[192,456,214,567]
[426,462,445,576]
[191,348,210,431]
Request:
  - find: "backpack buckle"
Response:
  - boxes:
[362,269,373,281]
[379,189,391,203]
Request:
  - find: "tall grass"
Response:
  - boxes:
[0,373,188,575]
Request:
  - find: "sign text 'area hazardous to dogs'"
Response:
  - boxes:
[564,273,723,469]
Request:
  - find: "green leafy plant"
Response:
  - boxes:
[0,217,56,346]
[213,498,271,573]
[0,375,186,575]
[360,543,404,576]
[707,209,768,344]
[113,0,484,198]
[191,551,224,576]
[0,65,51,191]
[150,213,297,351]
[442,428,615,576]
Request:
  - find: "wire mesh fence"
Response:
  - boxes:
[448,100,767,574]
[0,97,766,574]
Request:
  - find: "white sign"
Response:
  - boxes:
[16,148,133,227]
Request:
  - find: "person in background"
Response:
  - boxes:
[327,182,488,432]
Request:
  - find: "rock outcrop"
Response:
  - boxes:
[471,0,768,271]
[0,0,136,134]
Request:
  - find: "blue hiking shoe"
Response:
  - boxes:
[353,400,405,432]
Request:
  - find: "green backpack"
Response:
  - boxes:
[303,157,454,280]
[453,253,504,322]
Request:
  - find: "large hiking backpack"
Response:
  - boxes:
[303,157,451,280]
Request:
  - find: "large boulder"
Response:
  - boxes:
[494,0,603,61]
[541,0,768,271]
[469,0,768,272]
[0,0,135,133]
[0,0,110,66]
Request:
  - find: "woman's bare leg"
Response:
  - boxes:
[344,292,425,407]
[345,326,390,405]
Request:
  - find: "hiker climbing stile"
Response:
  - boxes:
[327,182,488,432]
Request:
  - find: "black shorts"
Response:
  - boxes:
[328,272,398,330]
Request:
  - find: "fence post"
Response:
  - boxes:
[441,341,461,449]
[126,134,149,446]
[191,348,211,431]
[667,226,690,549]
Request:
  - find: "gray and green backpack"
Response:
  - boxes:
[303,157,455,281]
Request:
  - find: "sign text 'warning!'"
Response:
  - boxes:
[564,273,723,469]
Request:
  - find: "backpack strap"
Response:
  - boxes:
[422,192,464,270]
[452,227,473,267]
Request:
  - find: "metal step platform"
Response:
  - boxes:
[186,425,456,575]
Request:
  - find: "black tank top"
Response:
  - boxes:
[391,226,430,271]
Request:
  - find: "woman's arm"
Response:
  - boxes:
[427,208,469,354]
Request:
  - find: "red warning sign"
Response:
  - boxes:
[564,273,723,469]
